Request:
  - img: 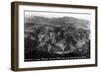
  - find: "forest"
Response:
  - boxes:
[24,16,90,61]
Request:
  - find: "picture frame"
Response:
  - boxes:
[11,1,98,71]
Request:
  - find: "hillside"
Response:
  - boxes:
[24,16,90,61]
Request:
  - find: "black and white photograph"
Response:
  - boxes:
[24,11,90,62]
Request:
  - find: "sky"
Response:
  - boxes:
[25,10,91,20]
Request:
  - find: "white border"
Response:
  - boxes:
[18,5,96,68]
